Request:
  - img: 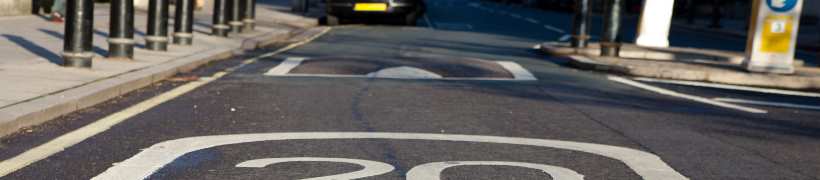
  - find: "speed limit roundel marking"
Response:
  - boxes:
[93,132,688,180]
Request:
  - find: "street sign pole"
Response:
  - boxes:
[108,0,135,59]
[63,0,94,68]
[146,0,170,51]
[744,0,803,74]
[635,0,675,48]
[601,0,622,57]
[571,0,591,48]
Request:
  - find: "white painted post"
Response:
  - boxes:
[134,0,149,10]
[744,0,803,74]
[635,0,675,48]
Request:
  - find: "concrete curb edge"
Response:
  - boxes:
[540,43,820,91]
[568,55,820,91]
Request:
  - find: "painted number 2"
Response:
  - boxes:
[770,20,787,33]
[236,157,585,180]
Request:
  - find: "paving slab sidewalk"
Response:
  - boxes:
[671,18,820,52]
[0,0,324,137]
[541,42,820,91]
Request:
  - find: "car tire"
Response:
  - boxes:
[327,15,341,26]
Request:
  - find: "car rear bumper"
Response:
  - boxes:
[327,1,419,17]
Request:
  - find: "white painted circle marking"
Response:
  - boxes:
[406,161,585,180]
[93,132,688,179]
[236,157,395,180]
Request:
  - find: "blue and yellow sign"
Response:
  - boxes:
[766,0,798,12]
[760,15,793,53]
[744,0,803,74]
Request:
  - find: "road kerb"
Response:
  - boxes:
[540,43,820,91]
[564,55,820,91]
[0,29,301,138]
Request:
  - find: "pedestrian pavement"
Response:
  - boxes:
[0,0,322,137]
[671,18,820,51]
[540,42,820,91]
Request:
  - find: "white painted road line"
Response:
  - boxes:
[434,23,473,30]
[237,157,395,180]
[93,132,688,180]
[543,25,565,34]
[0,28,332,178]
[608,76,768,114]
[510,14,522,19]
[559,34,573,41]
[714,98,820,111]
[423,14,434,29]
[263,57,306,75]
[497,61,537,81]
[634,77,820,98]
[0,74,223,177]
[407,161,584,180]
[525,18,540,24]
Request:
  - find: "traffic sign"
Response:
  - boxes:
[744,0,804,74]
[766,0,798,12]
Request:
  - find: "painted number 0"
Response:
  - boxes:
[236,157,585,180]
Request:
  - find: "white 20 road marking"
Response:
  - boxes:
[93,132,689,180]
[237,158,583,180]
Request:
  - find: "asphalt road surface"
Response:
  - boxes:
[2,0,819,179]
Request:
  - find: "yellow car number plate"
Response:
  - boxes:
[354,3,388,11]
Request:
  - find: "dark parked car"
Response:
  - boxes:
[325,0,426,25]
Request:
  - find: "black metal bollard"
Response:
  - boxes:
[228,0,244,34]
[146,0,170,51]
[600,0,622,57]
[173,0,195,45]
[708,0,723,28]
[571,0,590,48]
[212,0,230,36]
[63,0,95,68]
[109,0,135,59]
[241,0,256,32]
